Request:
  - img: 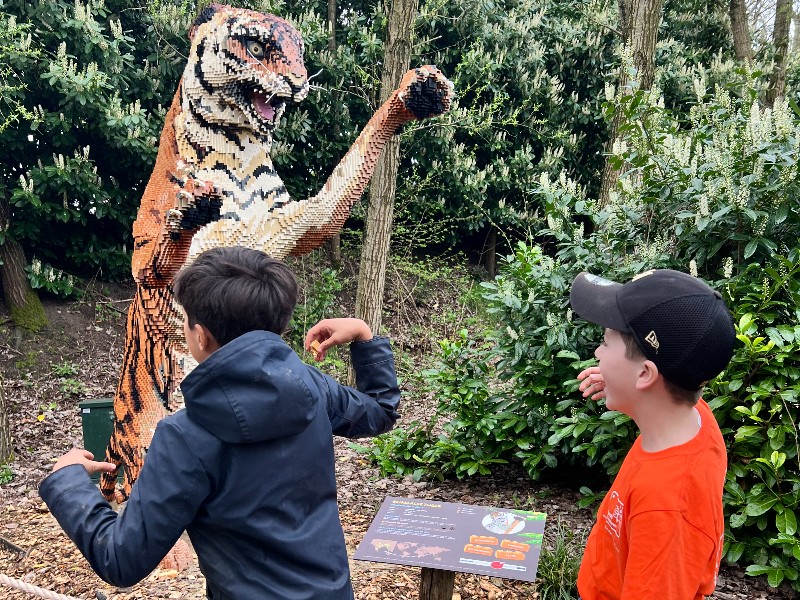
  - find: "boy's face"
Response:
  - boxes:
[594,328,643,415]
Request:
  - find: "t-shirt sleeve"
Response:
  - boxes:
[621,510,716,600]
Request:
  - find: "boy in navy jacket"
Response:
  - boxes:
[39,246,400,599]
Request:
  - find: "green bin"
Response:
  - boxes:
[79,398,123,482]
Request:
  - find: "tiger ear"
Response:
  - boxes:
[189,2,224,40]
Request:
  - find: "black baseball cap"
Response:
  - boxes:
[569,269,735,391]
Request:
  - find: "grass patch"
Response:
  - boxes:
[536,517,587,600]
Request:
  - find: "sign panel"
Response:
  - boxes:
[353,496,547,582]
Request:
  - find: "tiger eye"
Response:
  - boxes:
[247,41,264,58]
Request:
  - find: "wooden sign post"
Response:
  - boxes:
[419,567,455,600]
[353,497,547,600]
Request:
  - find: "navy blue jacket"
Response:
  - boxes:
[39,331,400,599]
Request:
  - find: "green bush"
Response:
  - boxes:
[368,68,800,592]
[27,259,81,299]
[0,464,14,485]
[1,1,183,280]
[707,255,800,589]
[360,329,511,480]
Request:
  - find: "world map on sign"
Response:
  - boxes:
[371,539,450,560]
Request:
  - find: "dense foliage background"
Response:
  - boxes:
[365,69,800,591]
[1,0,798,593]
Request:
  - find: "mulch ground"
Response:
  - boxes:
[0,282,795,599]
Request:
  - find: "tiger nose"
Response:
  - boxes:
[287,70,307,96]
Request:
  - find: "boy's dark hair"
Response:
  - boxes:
[173,246,298,346]
[619,331,701,406]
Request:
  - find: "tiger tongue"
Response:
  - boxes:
[251,91,275,121]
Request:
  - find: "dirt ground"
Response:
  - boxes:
[0,272,794,600]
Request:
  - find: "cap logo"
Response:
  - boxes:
[632,269,655,282]
[644,330,660,352]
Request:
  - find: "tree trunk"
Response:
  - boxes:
[354,0,418,335]
[355,146,401,333]
[599,0,665,205]
[792,9,800,55]
[484,225,497,279]
[0,196,47,332]
[324,0,342,266]
[0,377,11,465]
[766,0,792,107]
[729,0,753,62]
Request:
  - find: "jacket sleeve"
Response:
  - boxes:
[38,419,210,587]
[319,335,401,438]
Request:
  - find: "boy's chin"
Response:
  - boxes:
[604,396,636,418]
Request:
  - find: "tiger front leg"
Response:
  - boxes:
[289,66,453,255]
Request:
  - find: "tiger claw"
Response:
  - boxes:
[176,190,193,208]
[166,208,183,231]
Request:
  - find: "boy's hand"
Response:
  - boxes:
[305,318,373,362]
[52,448,116,475]
[577,366,606,401]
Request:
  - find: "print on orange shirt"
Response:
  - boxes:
[602,491,624,549]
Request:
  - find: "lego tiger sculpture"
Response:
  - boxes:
[100,3,452,502]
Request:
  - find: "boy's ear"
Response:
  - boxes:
[636,360,660,390]
[195,324,219,353]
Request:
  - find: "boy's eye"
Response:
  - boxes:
[247,41,265,58]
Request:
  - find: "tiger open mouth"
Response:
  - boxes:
[250,89,287,124]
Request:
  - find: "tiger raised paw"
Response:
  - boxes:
[396,66,454,121]
[165,168,224,241]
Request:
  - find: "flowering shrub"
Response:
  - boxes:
[368,69,800,592]
[26,258,80,299]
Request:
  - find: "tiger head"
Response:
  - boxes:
[182,4,308,136]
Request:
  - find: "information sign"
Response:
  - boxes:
[353,496,547,583]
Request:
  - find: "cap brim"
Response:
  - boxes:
[569,272,629,331]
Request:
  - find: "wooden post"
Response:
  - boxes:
[418,567,455,599]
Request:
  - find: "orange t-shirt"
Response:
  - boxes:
[577,400,727,600]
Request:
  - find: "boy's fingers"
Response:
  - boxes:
[85,461,116,475]
[65,448,94,460]
[580,378,605,398]
[311,339,327,360]
[304,329,322,348]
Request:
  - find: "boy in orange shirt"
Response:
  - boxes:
[569,269,735,600]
